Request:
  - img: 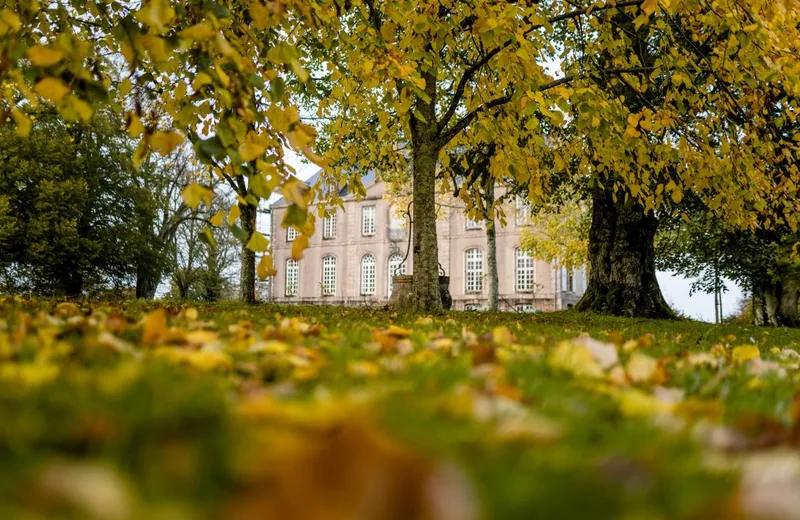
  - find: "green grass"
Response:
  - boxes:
[0,299,798,519]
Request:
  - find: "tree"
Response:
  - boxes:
[658,209,800,327]
[0,110,160,296]
[305,0,800,314]
[1,0,325,304]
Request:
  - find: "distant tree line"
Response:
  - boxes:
[0,110,237,301]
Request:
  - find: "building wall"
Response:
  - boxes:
[269,179,585,311]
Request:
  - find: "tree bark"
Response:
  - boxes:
[135,268,160,299]
[576,187,673,318]
[239,202,256,304]
[411,143,442,312]
[407,67,442,313]
[753,278,799,327]
[484,178,499,312]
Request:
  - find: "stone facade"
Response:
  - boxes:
[268,175,585,311]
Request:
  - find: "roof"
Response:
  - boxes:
[270,169,378,207]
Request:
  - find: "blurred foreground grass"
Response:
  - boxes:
[1,298,800,520]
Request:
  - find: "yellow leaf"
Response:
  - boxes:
[280,178,310,210]
[126,112,145,138]
[27,45,64,67]
[549,342,604,378]
[238,131,266,162]
[248,2,270,30]
[35,77,70,102]
[210,210,226,227]
[11,109,32,137]
[185,307,199,321]
[257,255,277,279]
[150,131,182,155]
[142,309,167,344]
[625,352,658,384]
[134,0,176,34]
[387,325,412,337]
[492,326,513,347]
[347,360,381,377]
[177,21,216,41]
[732,345,760,364]
[0,10,21,35]
[182,184,212,209]
[641,0,659,15]
[246,231,270,252]
[62,96,93,122]
[290,234,309,260]
[227,205,241,226]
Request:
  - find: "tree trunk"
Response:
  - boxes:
[484,178,499,312]
[136,268,160,299]
[576,187,673,318]
[779,279,799,326]
[239,202,256,304]
[410,144,442,312]
[753,278,798,327]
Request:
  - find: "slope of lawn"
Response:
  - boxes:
[1,298,799,519]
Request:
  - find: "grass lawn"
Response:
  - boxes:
[1,298,799,519]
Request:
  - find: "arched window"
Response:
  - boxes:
[285,259,299,296]
[465,248,483,293]
[361,254,376,295]
[321,256,336,295]
[515,248,535,292]
[387,254,406,297]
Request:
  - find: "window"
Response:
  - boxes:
[465,304,481,311]
[323,213,336,239]
[362,206,376,236]
[515,248,536,292]
[466,216,482,230]
[515,196,531,226]
[387,254,406,297]
[465,248,483,293]
[285,259,299,296]
[324,180,337,196]
[516,303,536,313]
[361,254,376,295]
[287,227,297,241]
[561,267,575,292]
[321,256,336,295]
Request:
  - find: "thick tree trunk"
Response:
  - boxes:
[135,269,160,299]
[411,144,442,312]
[484,178,499,312]
[576,187,673,318]
[779,279,799,326]
[753,278,799,327]
[239,202,256,304]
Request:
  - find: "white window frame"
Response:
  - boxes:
[515,196,531,227]
[515,248,536,292]
[465,216,482,230]
[286,227,297,241]
[362,206,377,236]
[323,213,336,239]
[361,254,376,295]
[515,303,536,313]
[387,254,406,297]
[321,256,336,295]
[465,248,484,293]
[285,259,299,296]
[464,304,481,311]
